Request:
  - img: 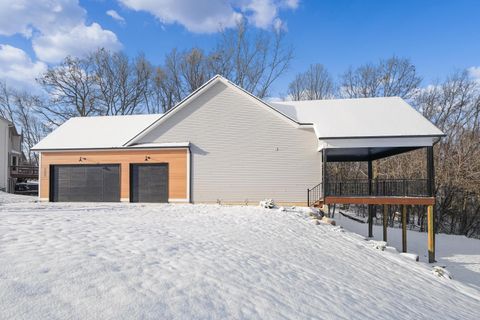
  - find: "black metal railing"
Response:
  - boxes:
[307,183,323,207]
[326,179,430,197]
[307,178,431,206]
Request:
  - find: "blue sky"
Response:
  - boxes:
[0,0,479,96]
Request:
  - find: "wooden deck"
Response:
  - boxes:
[9,166,39,179]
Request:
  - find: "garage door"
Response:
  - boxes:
[130,164,168,203]
[50,165,120,202]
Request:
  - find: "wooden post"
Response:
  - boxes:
[368,160,373,238]
[402,205,407,252]
[427,146,435,197]
[428,205,435,263]
[383,205,388,242]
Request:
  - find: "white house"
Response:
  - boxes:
[0,116,23,192]
[32,75,444,205]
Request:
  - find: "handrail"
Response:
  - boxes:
[325,178,430,197]
[307,182,323,207]
[308,178,431,206]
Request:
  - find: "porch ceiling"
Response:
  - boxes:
[324,146,422,162]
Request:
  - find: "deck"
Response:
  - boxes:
[308,178,434,206]
[9,165,39,179]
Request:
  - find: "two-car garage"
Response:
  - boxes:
[49,164,169,203]
[40,149,188,203]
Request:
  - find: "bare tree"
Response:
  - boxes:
[37,56,99,126]
[0,82,49,164]
[181,48,211,94]
[12,92,49,164]
[376,70,480,237]
[147,21,293,111]
[288,64,334,100]
[92,49,152,115]
[0,81,15,121]
[341,56,422,100]
[209,19,293,98]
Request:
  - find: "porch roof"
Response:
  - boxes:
[270,97,445,140]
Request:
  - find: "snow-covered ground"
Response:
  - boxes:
[335,210,480,291]
[1,192,479,319]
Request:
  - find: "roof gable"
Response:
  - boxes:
[124,75,303,146]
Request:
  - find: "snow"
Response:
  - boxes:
[335,210,480,291]
[129,142,190,148]
[270,97,444,139]
[31,114,162,151]
[1,192,479,319]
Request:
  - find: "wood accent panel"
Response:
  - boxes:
[40,149,188,201]
[324,196,435,206]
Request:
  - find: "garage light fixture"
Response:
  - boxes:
[79,157,86,162]
[145,156,151,161]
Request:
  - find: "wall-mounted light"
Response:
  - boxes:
[79,157,86,162]
[145,155,151,161]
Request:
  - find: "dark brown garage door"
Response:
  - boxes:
[130,163,168,203]
[50,165,120,202]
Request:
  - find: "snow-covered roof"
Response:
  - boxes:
[32,77,445,152]
[32,114,163,151]
[129,142,190,148]
[270,97,444,139]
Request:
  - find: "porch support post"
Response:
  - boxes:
[428,205,435,263]
[402,205,407,253]
[368,160,374,238]
[322,149,327,198]
[427,146,435,197]
[383,205,388,242]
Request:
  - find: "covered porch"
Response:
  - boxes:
[308,136,440,263]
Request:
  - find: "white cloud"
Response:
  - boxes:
[0,44,47,90]
[106,9,126,23]
[119,0,241,33]
[0,0,84,38]
[119,0,299,33]
[468,66,480,81]
[33,23,121,63]
[0,0,121,63]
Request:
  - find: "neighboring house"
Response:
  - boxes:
[0,117,24,192]
[32,75,444,206]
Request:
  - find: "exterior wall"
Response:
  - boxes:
[39,149,188,202]
[138,81,321,204]
[0,120,8,191]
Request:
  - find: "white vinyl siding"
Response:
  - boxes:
[138,81,321,204]
[0,120,8,191]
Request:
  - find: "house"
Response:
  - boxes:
[33,75,445,261]
[32,75,444,206]
[0,117,27,192]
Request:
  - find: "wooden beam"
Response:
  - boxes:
[428,205,435,263]
[324,196,435,206]
[402,205,407,253]
[383,205,388,242]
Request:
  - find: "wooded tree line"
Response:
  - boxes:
[0,21,478,237]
